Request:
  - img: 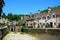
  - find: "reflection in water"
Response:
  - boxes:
[28,32,60,40]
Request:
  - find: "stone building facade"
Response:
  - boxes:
[22,7,60,28]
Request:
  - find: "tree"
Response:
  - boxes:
[3,13,6,16]
[2,13,6,18]
[7,13,13,21]
[8,13,13,16]
[0,0,5,16]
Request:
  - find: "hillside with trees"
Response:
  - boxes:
[40,6,60,13]
[1,13,29,21]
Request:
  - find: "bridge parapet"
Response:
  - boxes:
[0,26,7,40]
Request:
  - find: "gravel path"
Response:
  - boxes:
[3,32,39,40]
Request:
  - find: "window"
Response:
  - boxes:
[37,18,41,20]
[40,23,42,24]
[43,23,45,25]
[53,15,55,18]
[58,23,60,28]
[47,16,49,18]
[45,17,46,19]
[42,17,46,19]
[29,16,30,18]
[32,15,34,17]
[37,18,39,20]
[40,18,41,20]
[54,22,56,25]
[47,16,51,19]
[42,17,44,19]
[27,24,28,26]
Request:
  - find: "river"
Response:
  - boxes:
[3,32,60,40]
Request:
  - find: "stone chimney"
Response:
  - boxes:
[38,10,40,13]
[30,12,32,15]
[48,7,51,13]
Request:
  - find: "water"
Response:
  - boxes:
[3,32,60,40]
[3,32,40,40]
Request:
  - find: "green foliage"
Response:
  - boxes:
[6,28,11,34]
[40,9,48,13]
[1,13,7,18]
[6,13,29,21]
[40,6,60,13]
[0,0,5,16]
[51,6,60,10]
[21,22,26,26]
[21,26,26,32]
[0,23,6,26]
[21,22,26,32]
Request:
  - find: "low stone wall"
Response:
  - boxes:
[0,30,2,40]
[0,27,7,40]
[23,28,60,34]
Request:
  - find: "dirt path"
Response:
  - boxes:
[3,32,39,40]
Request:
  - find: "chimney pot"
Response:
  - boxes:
[38,10,40,13]
[48,7,51,13]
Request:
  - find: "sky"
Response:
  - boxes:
[3,0,60,15]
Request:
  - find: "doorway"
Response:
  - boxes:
[50,22,53,28]
[58,23,60,28]
[11,28,13,31]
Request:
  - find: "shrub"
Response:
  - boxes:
[6,28,11,34]
[21,26,26,32]
[21,22,26,26]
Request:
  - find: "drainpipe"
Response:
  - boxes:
[56,15,58,28]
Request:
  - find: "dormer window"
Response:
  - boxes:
[47,16,51,19]
[53,15,55,18]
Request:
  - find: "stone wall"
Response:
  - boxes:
[0,30,2,40]
[0,28,7,40]
[23,28,60,34]
[57,15,60,23]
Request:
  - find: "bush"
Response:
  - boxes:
[6,28,11,34]
[21,26,26,32]
[21,22,26,26]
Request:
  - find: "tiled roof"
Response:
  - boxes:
[24,8,60,21]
